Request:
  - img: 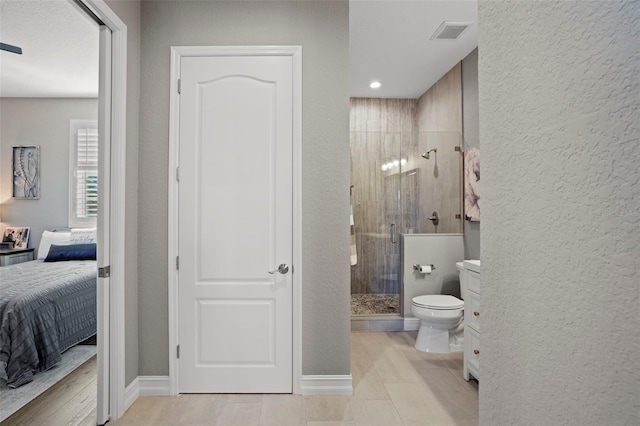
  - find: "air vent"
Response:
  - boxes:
[431,21,472,41]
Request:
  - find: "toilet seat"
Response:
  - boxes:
[412,295,463,310]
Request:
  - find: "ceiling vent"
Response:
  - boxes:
[431,21,472,41]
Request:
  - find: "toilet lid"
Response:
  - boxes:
[412,295,464,310]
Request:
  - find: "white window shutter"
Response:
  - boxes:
[69,120,98,227]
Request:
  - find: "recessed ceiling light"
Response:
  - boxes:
[370,81,381,89]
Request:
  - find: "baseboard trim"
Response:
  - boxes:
[136,374,350,396]
[404,317,420,331]
[300,375,353,396]
[124,377,139,412]
[138,376,171,396]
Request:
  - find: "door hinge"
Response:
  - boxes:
[176,256,179,270]
[176,345,180,359]
[176,166,180,182]
[177,78,181,94]
[98,265,110,278]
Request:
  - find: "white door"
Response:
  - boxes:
[96,24,111,425]
[178,53,294,393]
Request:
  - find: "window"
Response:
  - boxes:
[69,120,98,227]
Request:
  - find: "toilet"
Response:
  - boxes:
[411,262,466,353]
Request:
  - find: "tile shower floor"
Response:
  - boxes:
[351,293,400,316]
[112,331,479,425]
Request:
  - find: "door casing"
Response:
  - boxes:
[167,45,303,395]
[81,0,128,422]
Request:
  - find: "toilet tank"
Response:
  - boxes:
[400,234,464,317]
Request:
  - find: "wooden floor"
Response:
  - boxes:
[2,331,479,425]
[1,356,97,426]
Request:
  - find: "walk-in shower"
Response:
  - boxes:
[350,131,463,317]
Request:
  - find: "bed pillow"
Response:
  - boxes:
[70,228,97,244]
[44,243,97,262]
[37,230,71,259]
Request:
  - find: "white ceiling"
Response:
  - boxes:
[0,0,99,98]
[350,0,478,98]
[0,0,477,100]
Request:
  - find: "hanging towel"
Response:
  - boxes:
[350,205,358,266]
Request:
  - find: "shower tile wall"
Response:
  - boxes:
[350,98,417,295]
[410,132,463,234]
[416,63,464,234]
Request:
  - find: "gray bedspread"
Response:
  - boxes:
[0,260,96,388]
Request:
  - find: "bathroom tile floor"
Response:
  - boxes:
[113,331,478,426]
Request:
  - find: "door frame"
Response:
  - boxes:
[82,0,128,421]
[167,45,303,395]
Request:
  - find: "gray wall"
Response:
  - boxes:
[105,0,141,388]
[0,98,97,251]
[138,1,350,376]
[479,2,639,425]
[400,234,464,316]
[461,48,480,260]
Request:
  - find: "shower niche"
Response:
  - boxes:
[350,131,463,317]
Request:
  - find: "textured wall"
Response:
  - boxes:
[0,98,97,250]
[104,0,141,388]
[479,1,639,425]
[461,48,480,260]
[139,1,350,376]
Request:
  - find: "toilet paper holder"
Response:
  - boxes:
[413,264,436,271]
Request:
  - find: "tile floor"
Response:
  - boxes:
[113,331,478,426]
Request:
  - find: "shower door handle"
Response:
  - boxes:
[390,223,398,244]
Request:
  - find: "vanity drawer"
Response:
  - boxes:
[466,291,480,332]
[468,327,480,373]
[467,270,480,294]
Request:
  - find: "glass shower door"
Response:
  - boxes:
[350,130,464,317]
[350,132,403,315]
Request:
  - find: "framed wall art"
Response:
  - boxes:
[12,145,40,199]
[464,147,480,221]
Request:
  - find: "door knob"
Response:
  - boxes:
[268,264,289,274]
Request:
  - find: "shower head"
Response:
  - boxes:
[421,148,437,159]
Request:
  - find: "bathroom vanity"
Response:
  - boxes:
[462,260,480,381]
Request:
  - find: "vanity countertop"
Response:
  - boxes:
[463,259,481,273]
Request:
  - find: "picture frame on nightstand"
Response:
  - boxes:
[2,226,30,249]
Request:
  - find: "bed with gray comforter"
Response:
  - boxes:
[0,260,96,388]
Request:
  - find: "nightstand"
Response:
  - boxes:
[0,248,35,266]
